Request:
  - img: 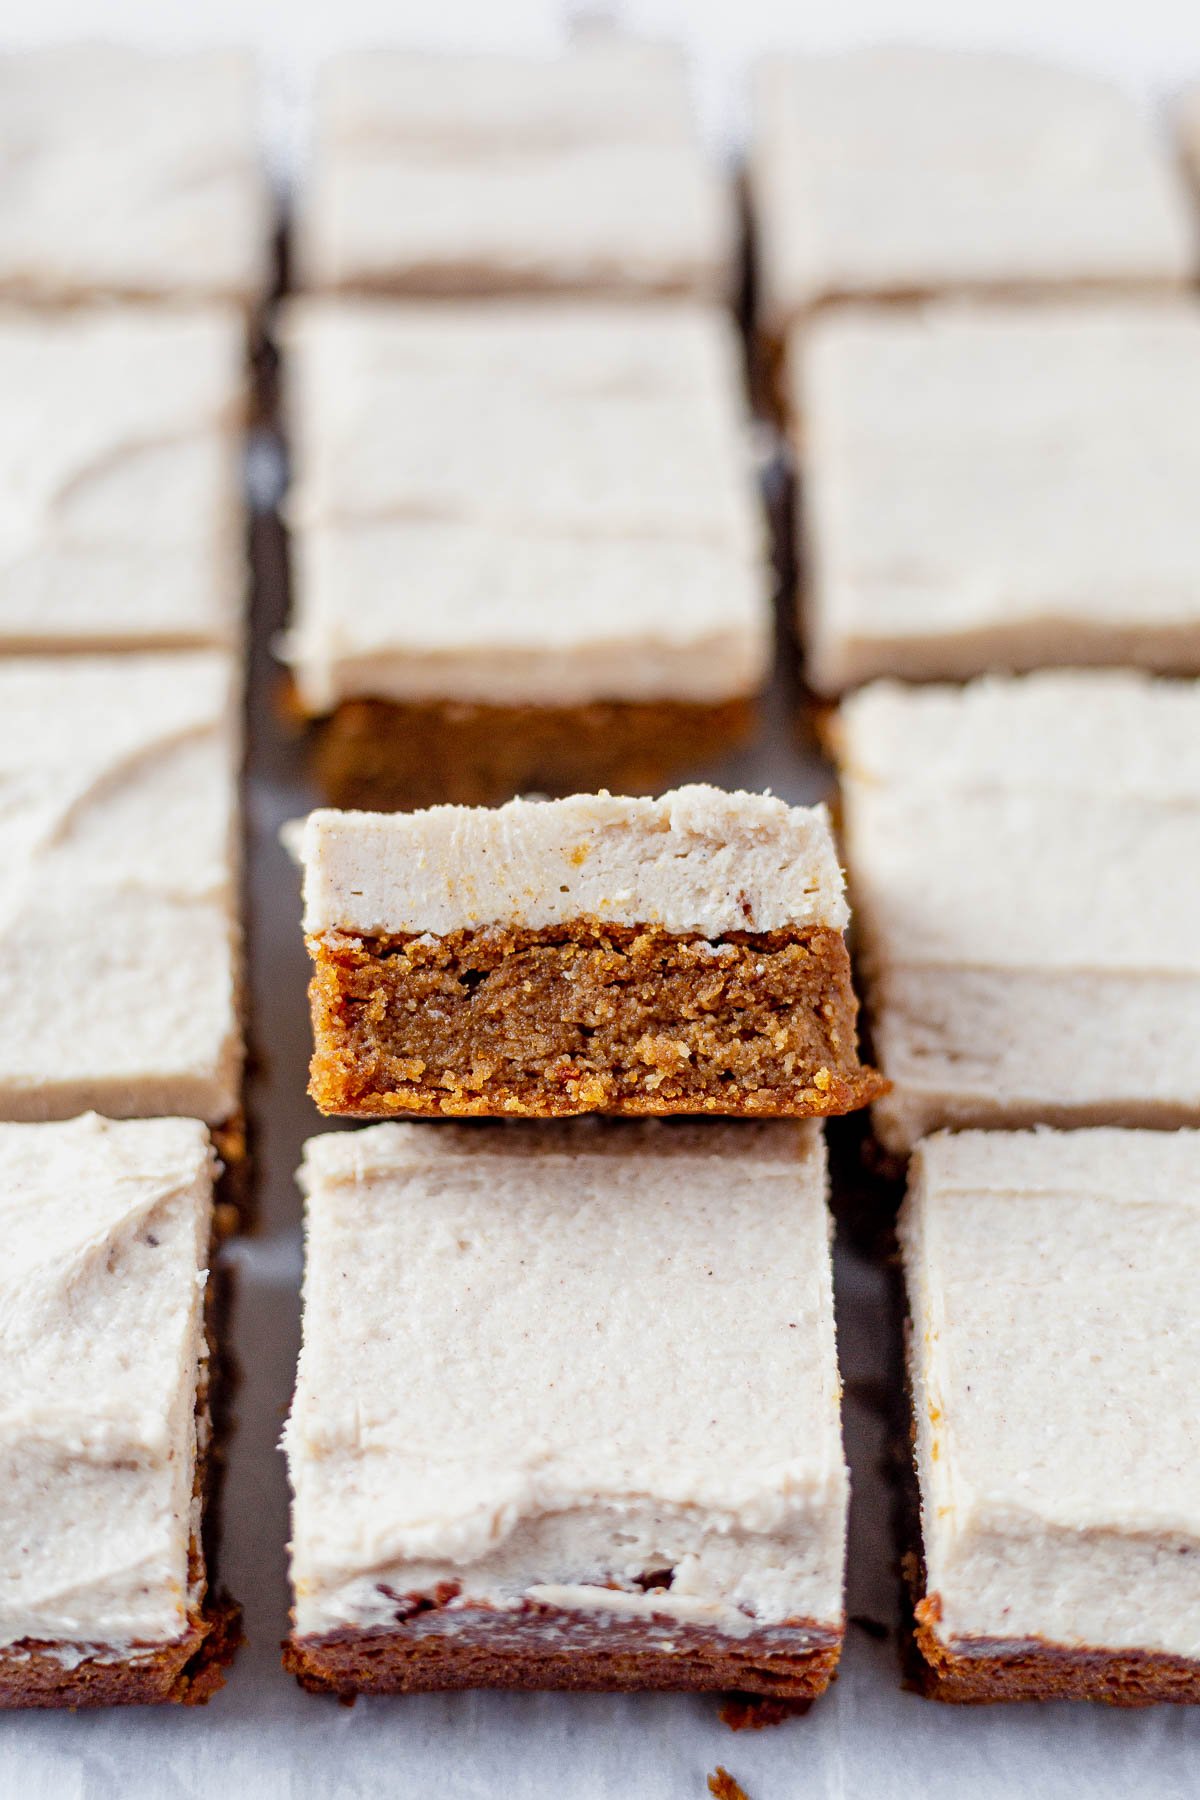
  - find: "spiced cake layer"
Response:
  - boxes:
[297,39,732,299]
[835,671,1200,1154]
[799,302,1200,693]
[282,301,769,803]
[901,1127,1200,1705]
[299,787,882,1118]
[284,1119,848,1697]
[0,47,268,306]
[0,651,243,1126]
[0,304,246,651]
[0,1114,239,1707]
[749,47,1196,340]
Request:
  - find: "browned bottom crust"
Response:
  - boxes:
[913,1595,1200,1707]
[312,694,757,811]
[308,921,885,1118]
[284,1601,842,1700]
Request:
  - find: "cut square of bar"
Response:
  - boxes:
[0,305,246,652]
[0,651,243,1132]
[798,302,1200,693]
[281,300,770,807]
[297,39,733,299]
[0,1113,239,1707]
[835,670,1200,1155]
[284,1119,847,1698]
[0,47,268,307]
[299,785,883,1119]
[749,47,1197,343]
[901,1127,1200,1705]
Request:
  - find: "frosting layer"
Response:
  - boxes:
[298,41,731,298]
[0,47,267,304]
[750,47,1197,330]
[286,1120,847,1639]
[0,1114,214,1650]
[0,305,245,651]
[801,302,1200,693]
[0,651,242,1124]
[837,671,1200,1152]
[299,786,848,938]
[902,1128,1200,1660]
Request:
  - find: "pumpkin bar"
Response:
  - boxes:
[0,651,243,1129]
[281,299,769,807]
[296,38,732,299]
[284,1119,847,1698]
[835,670,1200,1154]
[299,786,882,1119]
[798,302,1200,693]
[0,1114,239,1708]
[0,304,246,652]
[749,47,1196,343]
[902,1127,1200,1705]
[0,46,268,307]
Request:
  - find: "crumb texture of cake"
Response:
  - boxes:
[0,651,243,1125]
[749,47,1197,334]
[300,788,882,1118]
[0,1114,236,1707]
[0,47,268,305]
[297,39,732,298]
[281,299,768,803]
[799,303,1200,692]
[837,670,1200,1153]
[901,1127,1200,1704]
[0,304,246,651]
[284,1119,848,1695]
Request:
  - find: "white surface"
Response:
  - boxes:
[4,4,1200,1797]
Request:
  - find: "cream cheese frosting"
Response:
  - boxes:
[0,1114,214,1652]
[901,1128,1200,1660]
[837,671,1200,1152]
[299,786,849,938]
[284,523,770,711]
[0,47,268,305]
[750,47,1197,333]
[285,1120,847,1640]
[0,305,246,651]
[297,41,732,298]
[800,302,1200,693]
[281,298,767,712]
[0,651,242,1124]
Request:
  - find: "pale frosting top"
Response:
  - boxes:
[286,1120,847,1639]
[298,42,731,297]
[282,299,762,559]
[0,651,242,1124]
[0,305,246,650]
[283,523,770,711]
[0,1114,214,1650]
[800,302,1200,693]
[300,787,849,938]
[902,1127,1200,1658]
[839,673,1200,976]
[0,47,268,304]
[750,48,1197,330]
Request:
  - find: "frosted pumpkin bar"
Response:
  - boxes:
[284,1119,847,1698]
[835,671,1200,1153]
[298,787,882,1118]
[902,1127,1200,1705]
[0,1115,239,1708]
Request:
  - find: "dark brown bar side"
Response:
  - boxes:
[313,694,757,811]
[307,921,886,1119]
